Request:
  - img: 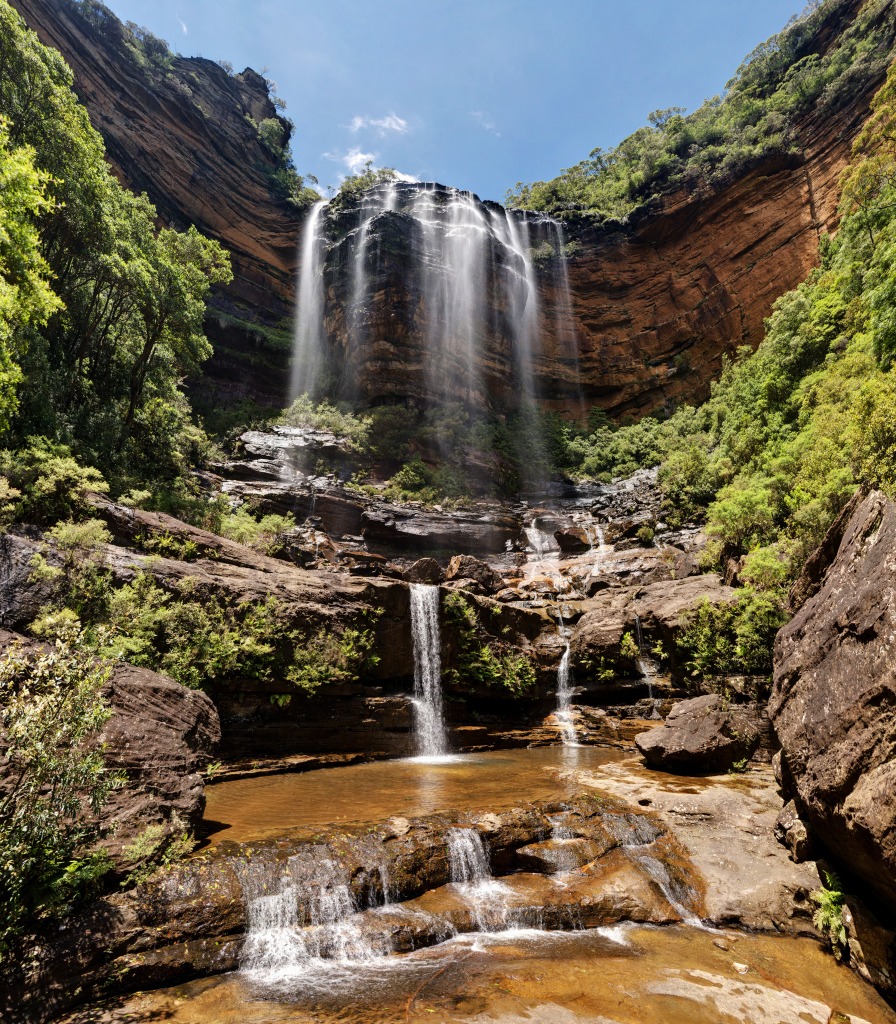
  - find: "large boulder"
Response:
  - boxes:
[635,694,765,772]
[444,554,503,594]
[0,630,220,861]
[770,490,896,911]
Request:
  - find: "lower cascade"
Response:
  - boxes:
[409,583,448,757]
[237,852,381,982]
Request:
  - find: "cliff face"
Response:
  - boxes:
[10,0,303,404]
[11,0,894,420]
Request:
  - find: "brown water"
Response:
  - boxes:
[77,925,896,1024]
[203,747,626,844]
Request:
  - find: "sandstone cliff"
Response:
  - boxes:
[11,0,895,420]
[9,0,303,403]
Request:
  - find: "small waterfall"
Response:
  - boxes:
[588,522,608,577]
[290,200,328,402]
[554,610,577,746]
[635,854,707,929]
[447,828,511,932]
[409,583,448,757]
[634,615,661,715]
[238,852,380,981]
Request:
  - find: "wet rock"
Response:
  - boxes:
[404,557,444,584]
[516,837,612,873]
[634,695,765,773]
[582,759,821,933]
[771,491,896,911]
[444,555,504,594]
[554,526,591,552]
[843,899,896,995]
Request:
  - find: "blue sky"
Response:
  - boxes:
[102,0,804,203]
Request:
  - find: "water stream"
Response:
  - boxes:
[409,583,448,758]
[554,609,577,746]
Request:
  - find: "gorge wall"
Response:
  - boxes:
[11,0,893,420]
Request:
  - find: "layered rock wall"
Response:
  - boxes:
[11,0,894,418]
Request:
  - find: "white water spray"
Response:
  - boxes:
[290,200,328,402]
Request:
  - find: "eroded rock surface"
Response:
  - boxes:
[771,490,896,912]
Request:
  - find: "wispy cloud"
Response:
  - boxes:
[470,110,500,136]
[325,146,378,176]
[346,113,410,136]
[323,147,418,184]
[177,16,188,35]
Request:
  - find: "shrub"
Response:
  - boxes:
[0,628,122,956]
[0,439,107,525]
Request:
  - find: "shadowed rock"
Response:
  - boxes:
[635,694,765,773]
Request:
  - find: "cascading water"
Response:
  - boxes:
[289,182,580,451]
[447,828,512,932]
[291,200,327,402]
[634,615,662,717]
[238,851,381,984]
[554,609,577,746]
[409,583,448,758]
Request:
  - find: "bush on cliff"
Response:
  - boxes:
[508,0,896,220]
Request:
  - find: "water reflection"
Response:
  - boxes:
[203,747,626,845]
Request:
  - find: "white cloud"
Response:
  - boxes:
[322,147,418,185]
[470,110,500,136]
[324,146,379,176]
[347,113,410,136]
[177,16,188,35]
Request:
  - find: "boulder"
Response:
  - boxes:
[770,491,896,911]
[444,555,503,593]
[404,557,443,584]
[0,630,220,862]
[634,694,765,773]
[553,526,590,552]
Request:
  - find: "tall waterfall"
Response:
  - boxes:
[409,583,448,757]
[289,181,580,434]
[290,200,327,401]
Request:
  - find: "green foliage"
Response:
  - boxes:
[287,622,381,694]
[0,1,232,496]
[0,628,121,957]
[619,631,640,662]
[0,438,107,525]
[676,592,787,682]
[811,870,848,957]
[120,815,194,888]
[443,592,537,697]
[330,163,401,209]
[507,1,896,220]
[0,119,61,431]
[218,507,296,555]
[279,395,371,449]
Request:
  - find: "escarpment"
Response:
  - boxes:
[9,0,303,402]
[10,0,893,419]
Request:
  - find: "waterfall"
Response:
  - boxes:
[554,610,577,746]
[589,522,608,577]
[287,183,579,458]
[409,583,448,757]
[634,614,660,708]
[447,828,511,932]
[238,852,381,982]
[290,200,328,402]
